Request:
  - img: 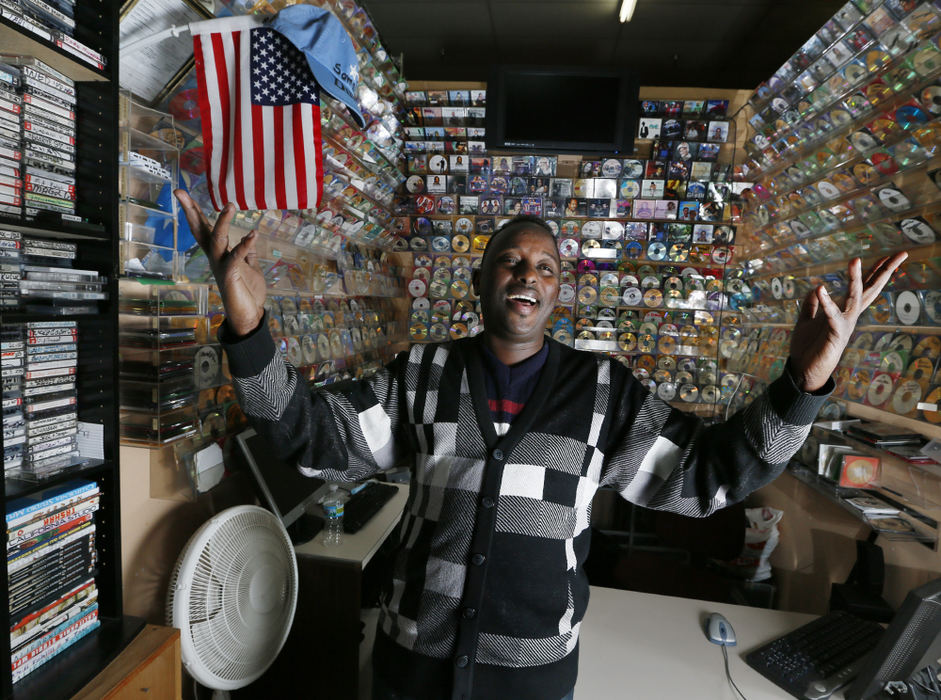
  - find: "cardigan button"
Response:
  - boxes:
[471,553,486,566]
[481,496,495,509]
[492,448,504,461]
[455,655,469,668]
[462,607,477,619]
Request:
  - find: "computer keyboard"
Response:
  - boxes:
[343,482,399,534]
[745,610,885,700]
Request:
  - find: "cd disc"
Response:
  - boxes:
[657,382,677,401]
[679,384,699,403]
[618,333,637,352]
[892,379,923,416]
[657,335,677,354]
[906,356,935,384]
[578,286,599,305]
[636,353,657,372]
[668,244,688,262]
[896,104,929,130]
[868,373,895,407]
[600,287,619,306]
[842,458,879,487]
[658,355,677,372]
[201,411,227,439]
[647,242,667,261]
[450,280,469,299]
[846,369,872,400]
[913,336,941,360]
[925,291,941,324]
[622,287,643,306]
[194,346,220,388]
[868,296,892,324]
[700,385,718,404]
[637,334,657,353]
[712,247,732,264]
[922,85,941,115]
[451,234,470,252]
[922,386,941,423]
[643,289,664,308]
[559,238,579,257]
[895,290,921,325]
[287,337,303,366]
[876,186,912,213]
[880,350,905,374]
[302,335,317,364]
[169,88,200,121]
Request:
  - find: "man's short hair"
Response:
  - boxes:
[480,215,558,268]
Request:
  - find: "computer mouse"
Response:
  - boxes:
[705,612,737,646]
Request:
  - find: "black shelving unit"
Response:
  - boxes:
[0,0,144,695]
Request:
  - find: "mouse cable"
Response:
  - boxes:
[721,645,749,700]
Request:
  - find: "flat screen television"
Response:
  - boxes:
[485,65,639,155]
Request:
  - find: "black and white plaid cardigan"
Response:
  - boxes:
[224,322,830,700]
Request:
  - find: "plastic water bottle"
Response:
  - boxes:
[322,486,345,546]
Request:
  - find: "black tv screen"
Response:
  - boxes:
[486,66,638,155]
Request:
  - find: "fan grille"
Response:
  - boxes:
[168,506,298,689]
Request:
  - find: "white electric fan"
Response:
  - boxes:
[166,505,298,696]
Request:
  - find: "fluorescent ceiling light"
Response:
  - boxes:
[619,0,637,22]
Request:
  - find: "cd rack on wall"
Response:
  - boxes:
[398,83,750,419]
[731,1,941,435]
[729,0,941,543]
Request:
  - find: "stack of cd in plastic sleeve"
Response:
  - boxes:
[20,320,79,476]
[0,59,23,217]
[0,2,106,70]
[0,229,107,312]
[1,324,26,474]
[2,320,81,476]
[0,55,77,222]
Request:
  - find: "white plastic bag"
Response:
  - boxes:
[725,507,784,582]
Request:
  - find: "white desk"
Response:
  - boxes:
[294,482,410,566]
[242,483,408,699]
[577,586,825,699]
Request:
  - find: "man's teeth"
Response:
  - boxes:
[508,293,536,304]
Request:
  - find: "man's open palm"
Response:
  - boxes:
[175,190,267,337]
[789,252,908,392]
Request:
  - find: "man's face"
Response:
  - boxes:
[473,226,560,345]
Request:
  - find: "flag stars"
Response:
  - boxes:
[248,27,320,106]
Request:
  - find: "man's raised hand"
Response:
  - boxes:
[789,252,908,392]
[174,190,267,337]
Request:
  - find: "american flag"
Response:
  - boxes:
[190,16,323,212]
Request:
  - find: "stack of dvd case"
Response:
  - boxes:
[0,229,108,313]
[6,478,99,682]
[0,229,20,307]
[1,320,79,478]
[0,60,22,217]
[0,55,77,222]
[1,325,25,475]
[0,2,106,71]
[20,320,79,477]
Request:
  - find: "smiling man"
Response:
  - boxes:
[176,191,905,700]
